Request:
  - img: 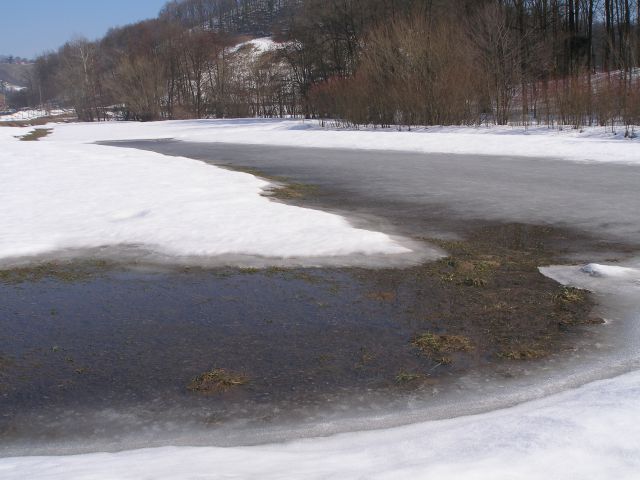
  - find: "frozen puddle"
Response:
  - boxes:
[2,372,638,479]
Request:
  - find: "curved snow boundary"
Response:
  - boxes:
[45,118,640,165]
[0,136,413,264]
[2,370,638,480]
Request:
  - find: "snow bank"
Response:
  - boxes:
[2,370,638,480]
[0,129,411,265]
[0,108,70,122]
[46,118,640,165]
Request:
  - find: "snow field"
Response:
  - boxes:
[46,118,640,165]
[0,135,410,264]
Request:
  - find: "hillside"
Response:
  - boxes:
[0,63,33,88]
[159,0,299,36]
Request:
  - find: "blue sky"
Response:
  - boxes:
[1,0,169,58]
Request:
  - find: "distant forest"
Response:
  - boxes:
[17,0,640,129]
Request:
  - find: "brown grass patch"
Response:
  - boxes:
[412,332,474,357]
[19,128,52,141]
[187,368,248,394]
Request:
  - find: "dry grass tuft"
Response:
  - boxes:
[412,332,474,361]
[18,128,52,141]
[188,368,248,394]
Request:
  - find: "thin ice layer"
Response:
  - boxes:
[46,118,640,165]
[1,370,638,480]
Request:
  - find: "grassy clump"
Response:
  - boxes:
[220,164,318,200]
[498,348,548,360]
[18,128,52,141]
[0,355,12,370]
[366,291,396,302]
[435,252,501,288]
[238,267,261,274]
[355,347,375,368]
[0,261,107,284]
[268,182,318,200]
[412,332,474,360]
[554,286,587,305]
[395,371,423,384]
[187,368,248,394]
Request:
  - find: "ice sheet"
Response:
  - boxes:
[1,369,638,480]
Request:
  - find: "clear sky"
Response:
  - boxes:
[0,0,169,59]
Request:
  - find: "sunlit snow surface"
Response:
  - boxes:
[0,126,413,266]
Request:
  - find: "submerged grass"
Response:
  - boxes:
[399,223,597,367]
[498,348,549,360]
[187,368,249,394]
[554,286,588,305]
[395,371,424,384]
[412,333,474,361]
[221,164,319,200]
[0,260,109,284]
[267,182,319,200]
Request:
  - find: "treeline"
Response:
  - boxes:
[26,0,640,129]
[0,55,33,65]
[159,0,297,34]
[305,0,640,130]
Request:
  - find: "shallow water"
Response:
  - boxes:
[0,258,583,454]
[2,259,638,456]
[102,140,640,246]
[3,142,640,456]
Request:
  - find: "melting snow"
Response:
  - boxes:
[0,131,411,265]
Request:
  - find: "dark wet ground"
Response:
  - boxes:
[0,223,599,452]
[2,141,638,454]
